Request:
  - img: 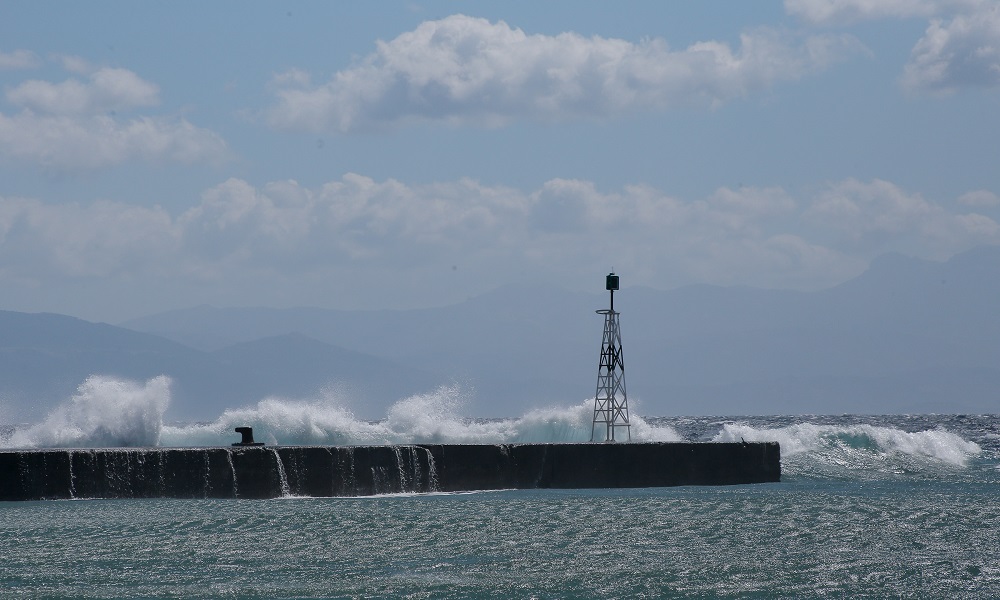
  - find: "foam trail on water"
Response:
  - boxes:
[2,376,170,448]
[714,422,981,479]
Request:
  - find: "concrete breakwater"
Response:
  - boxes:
[0,442,780,501]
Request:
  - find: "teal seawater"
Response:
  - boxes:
[1,414,998,598]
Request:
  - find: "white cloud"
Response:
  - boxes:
[52,54,94,75]
[954,212,1000,236]
[901,6,1000,92]
[708,186,797,216]
[0,49,41,70]
[0,64,227,170]
[3,176,997,297]
[178,178,319,268]
[0,196,178,277]
[806,178,1000,255]
[7,67,160,115]
[269,68,312,88]
[266,14,862,133]
[785,0,947,24]
[787,0,1000,92]
[958,189,1000,206]
[0,113,228,170]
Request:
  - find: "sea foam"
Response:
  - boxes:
[4,375,170,448]
[714,421,982,479]
[161,384,680,446]
[2,375,680,448]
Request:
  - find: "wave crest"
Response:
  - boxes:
[2,376,680,447]
[714,422,982,479]
[163,387,680,446]
[5,375,170,448]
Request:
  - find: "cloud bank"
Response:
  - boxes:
[266,14,862,133]
[1,176,995,297]
[0,56,227,170]
[0,50,41,71]
[785,0,948,23]
[787,0,1000,92]
[901,6,1000,92]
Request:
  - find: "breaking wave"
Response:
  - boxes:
[3,374,984,483]
[1,376,680,448]
[162,385,679,446]
[3,376,170,448]
[714,422,982,480]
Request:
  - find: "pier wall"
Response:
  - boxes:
[0,442,780,501]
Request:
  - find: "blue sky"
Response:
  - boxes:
[1,1,998,322]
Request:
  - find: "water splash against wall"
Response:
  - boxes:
[1,377,680,448]
[0,375,985,484]
[5,376,170,448]
[714,421,982,479]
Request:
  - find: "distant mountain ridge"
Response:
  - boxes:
[0,312,437,422]
[3,246,1000,422]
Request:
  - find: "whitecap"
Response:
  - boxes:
[713,421,982,476]
[3,375,680,448]
[3,375,170,448]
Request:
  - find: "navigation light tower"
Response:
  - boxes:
[591,272,631,442]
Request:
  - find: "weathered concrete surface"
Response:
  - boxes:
[0,442,779,501]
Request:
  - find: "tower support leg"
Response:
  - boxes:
[592,309,630,442]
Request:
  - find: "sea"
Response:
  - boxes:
[1,376,998,598]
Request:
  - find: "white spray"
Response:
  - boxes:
[1,376,680,448]
[4,376,170,448]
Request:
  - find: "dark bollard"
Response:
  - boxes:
[233,427,264,446]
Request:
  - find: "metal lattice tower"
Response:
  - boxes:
[592,272,631,442]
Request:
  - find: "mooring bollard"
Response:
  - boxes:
[233,427,264,446]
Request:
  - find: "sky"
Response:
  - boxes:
[1,0,998,324]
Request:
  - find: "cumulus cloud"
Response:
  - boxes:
[7,67,160,114]
[0,196,178,278]
[785,0,946,24]
[0,60,228,170]
[52,54,94,75]
[806,178,1000,253]
[901,6,1000,92]
[0,49,41,70]
[2,176,996,295]
[266,14,862,133]
[958,189,1000,207]
[0,113,228,170]
[708,186,797,216]
[787,0,1000,91]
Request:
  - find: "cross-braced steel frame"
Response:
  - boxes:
[592,308,631,442]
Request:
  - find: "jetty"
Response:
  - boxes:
[0,274,782,501]
[0,441,779,500]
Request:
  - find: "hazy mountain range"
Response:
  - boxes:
[2,246,1000,422]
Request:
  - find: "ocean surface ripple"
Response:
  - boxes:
[2,376,999,596]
